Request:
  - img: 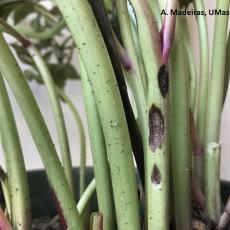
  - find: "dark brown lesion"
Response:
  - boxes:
[151,164,161,186]
[149,105,164,152]
[158,65,169,97]
[0,166,7,181]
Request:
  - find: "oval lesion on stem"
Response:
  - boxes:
[149,104,165,152]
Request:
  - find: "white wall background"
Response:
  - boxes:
[0,0,230,181]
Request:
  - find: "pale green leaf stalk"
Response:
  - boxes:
[204,143,221,224]
[79,61,115,230]
[0,74,31,230]
[169,18,192,230]
[194,0,209,186]
[56,88,86,197]
[0,33,84,230]
[55,1,141,229]
[77,179,96,215]
[130,0,169,229]
[116,0,147,137]
[27,46,75,194]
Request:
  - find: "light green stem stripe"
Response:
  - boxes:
[170,18,192,230]
[28,46,74,194]
[77,179,96,215]
[0,74,31,230]
[204,0,230,144]
[0,174,11,218]
[204,143,221,224]
[55,1,140,230]
[80,61,115,230]
[0,33,84,230]
[56,88,86,197]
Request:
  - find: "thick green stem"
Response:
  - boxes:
[0,33,84,230]
[170,18,192,230]
[56,88,86,197]
[0,74,31,230]
[80,61,115,230]
[194,0,209,186]
[28,46,74,194]
[204,143,221,223]
[204,0,229,199]
[55,1,140,229]
[77,179,96,215]
[130,0,169,229]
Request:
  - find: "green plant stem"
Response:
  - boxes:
[130,0,169,229]
[204,143,221,223]
[27,46,74,194]
[204,0,230,164]
[80,61,115,230]
[0,166,11,218]
[55,1,141,229]
[56,88,86,197]
[0,33,84,230]
[116,0,147,137]
[147,0,162,29]
[170,18,192,230]
[0,73,31,230]
[194,0,209,186]
[77,179,96,215]
[17,19,65,40]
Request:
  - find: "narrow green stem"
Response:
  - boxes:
[0,33,84,230]
[55,1,141,229]
[204,0,230,158]
[130,0,169,229]
[116,0,147,137]
[56,88,86,197]
[27,46,74,194]
[204,143,221,223]
[170,18,192,230]
[17,20,65,40]
[0,73,31,230]
[80,60,116,230]
[77,179,96,215]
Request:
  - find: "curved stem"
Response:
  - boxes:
[55,1,141,229]
[0,33,84,230]
[17,19,65,40]
[77,179,96,215]
[0,73,31,230]
[56,88,86,197]
[27,46,74,194]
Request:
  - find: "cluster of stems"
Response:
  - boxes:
[0,0,229,229]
